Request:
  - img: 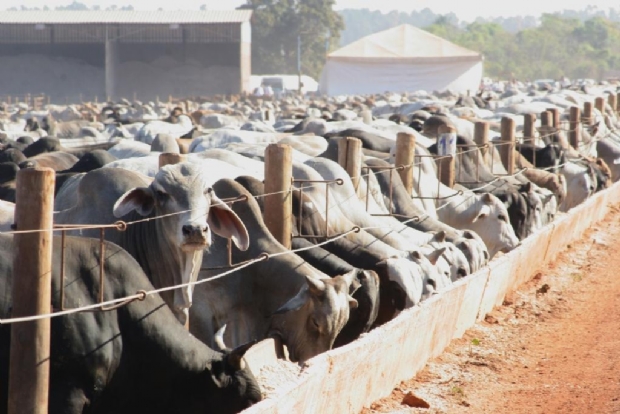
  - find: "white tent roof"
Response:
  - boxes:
[329,24,481,63]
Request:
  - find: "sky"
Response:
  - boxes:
[3,0,619,22]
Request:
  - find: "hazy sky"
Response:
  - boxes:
[4,0,619,22]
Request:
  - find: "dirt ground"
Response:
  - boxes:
[362,206,620,414]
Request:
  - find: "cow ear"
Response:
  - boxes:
[305,275,326,297]
[426,247,447,265]
[227,340,257,371]
[472,204,491,222]
[273,285,308,315]
[113,187,154,218]
[208,193,250,251]
[410,250,423,261]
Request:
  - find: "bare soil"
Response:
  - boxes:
[363,206,620,414]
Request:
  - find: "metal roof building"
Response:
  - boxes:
[0,10,252,101]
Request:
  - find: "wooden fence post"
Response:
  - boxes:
[500,117,516,176]
[608,93,618,116]
[523,114,536,145]
[583,101,593,126]
[594,96,605,114]
[395,132,416,196]
[158,153,185,169]
[547,108,560,128]
[474,121,489,161]
[569,106,581,150]
[616,93,620,115]
[436,125,456,188]
[264,144,292,249]
[540,110,552,127]
[8,167,55,414]
[338,137,362,191]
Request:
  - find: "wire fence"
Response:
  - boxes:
[1,107,619,325]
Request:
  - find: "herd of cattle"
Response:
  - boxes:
[0,83,619,413]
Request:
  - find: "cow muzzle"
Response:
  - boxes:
[181,224,208,249]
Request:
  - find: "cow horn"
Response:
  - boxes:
[426,247,447,266]
[227,340,257,371]
[432,230,446,243]
[215,324,228,352]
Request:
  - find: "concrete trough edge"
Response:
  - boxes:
[242,181,620,414]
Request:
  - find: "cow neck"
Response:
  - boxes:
[118,210,203,312]
[121,293,221,379]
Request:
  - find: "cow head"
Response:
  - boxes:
[191,325,262,413]
[270,271,359,362]
[469,193,520,258]
[113,163,250,321]
[113,163,249,253]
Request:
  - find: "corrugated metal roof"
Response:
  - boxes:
[0,10,252,24]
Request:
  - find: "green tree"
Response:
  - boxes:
[239,0,343,79]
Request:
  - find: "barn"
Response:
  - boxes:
[0,10,252,102]
[319,24,483,96]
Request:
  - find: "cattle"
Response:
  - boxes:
[42,114,103,138]
[291,237,381,347]
[516,143,565,173]
[54,163,250,324]
[559,161,595,212]
[0,234,261,414]
[191,179,360,362]
[437,191,519,258]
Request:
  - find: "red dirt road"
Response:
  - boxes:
[363,206,620,414]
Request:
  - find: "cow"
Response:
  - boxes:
[191,179,360,362]
[54,163,250,324]
[0,234,261,414]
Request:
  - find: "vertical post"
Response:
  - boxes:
[547,107,560,128]
[608,93,618,115]
[616,92,620,115]
[264,144,292,249]
[583,101,593,126]
[297,35,302,94]
[104,25,117,102]
[474,121,489,165]
[436,125,456,188]
[159,153,186,169]
[594,96,605,114]
[540,110,552,127]
[8,167,55,414]
[569,106,581,150]
[361,109,372,125]
[523,113,536,145]
[337,137,362,191]
[394,133,416,196]
[500,117,516,176]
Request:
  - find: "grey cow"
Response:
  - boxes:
[54,162,249,324]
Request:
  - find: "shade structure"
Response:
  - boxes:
[320,24,483,96]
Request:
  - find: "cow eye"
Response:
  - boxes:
[204,187,213,195]
[498,215,507,222]
[310,317,320,330]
